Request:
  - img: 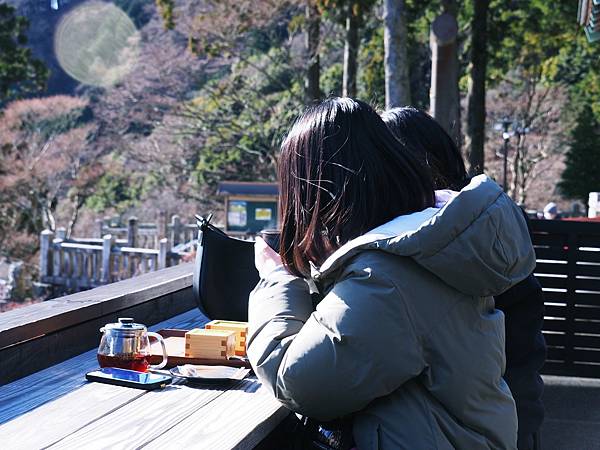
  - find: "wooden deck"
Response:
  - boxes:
[0,308,290,449]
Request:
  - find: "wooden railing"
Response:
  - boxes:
[39,232,182,292]
[97,214,198,249]
[532,219,600,378]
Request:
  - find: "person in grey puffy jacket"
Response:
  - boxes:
[382,107,545,450]
[247,97,535,449]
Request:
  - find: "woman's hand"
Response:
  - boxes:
[255,237,283,279]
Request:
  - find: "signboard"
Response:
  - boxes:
[226,200,278,233]
[227,201,247,227]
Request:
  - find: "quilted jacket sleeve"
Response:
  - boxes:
[246,262,425,421]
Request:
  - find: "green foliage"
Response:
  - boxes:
[559,104,600,204]
[546,34,600,122]
[85,168,145,213]
[486,0,579,84]
[185,46,304,192]
[317,0,378,25]
[358,20,384,105]
[0,3,48,105]
[155,0,175,30]
[321,63,343,97]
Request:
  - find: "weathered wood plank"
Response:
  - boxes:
[46,383,228,449]
[117,247,159,255]
[531,219,600,235]
[531,233,568,247]
[0,383,147,450]
[0,308,207,424]
[144,379,290,450]
[60,242,103,251]
[534,247,568,261]
[535,262,569,275]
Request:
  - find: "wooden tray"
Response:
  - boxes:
[148,329,251,369]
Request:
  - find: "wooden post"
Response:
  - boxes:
[101,234,113,284]
[128,217,138,248]
[40,230,54,278]
[158,238,168,269]
[170,215,181,247]
[56,227,67,240]
[158,211,168,239]
[96,219,104,239]
[429,12,461,146]
[53,237,64,279]
[91,249,99,284]
[588,192,599,218]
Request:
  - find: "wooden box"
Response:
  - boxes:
[148,329,251,369]
[205,320,248,356]
[184,328,236,359]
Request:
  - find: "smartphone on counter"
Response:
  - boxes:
[86,367,172,390]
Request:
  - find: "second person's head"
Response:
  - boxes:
[381,107,468,191]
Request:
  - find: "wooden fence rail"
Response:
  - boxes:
[39,232,182,292]
[532,219,600,378]
[96,214,197,249]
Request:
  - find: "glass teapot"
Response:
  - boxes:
[97,318,168,371]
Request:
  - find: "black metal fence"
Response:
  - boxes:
[532,219,600,378]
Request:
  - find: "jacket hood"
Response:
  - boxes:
[315,175,535,297]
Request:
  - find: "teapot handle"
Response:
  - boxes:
[147,332,168,370]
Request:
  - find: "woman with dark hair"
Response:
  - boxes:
[380,106,468,191]
[382,106,546,450]
[247,97,535,449]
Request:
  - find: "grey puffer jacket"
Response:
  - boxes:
[247,175,536,450]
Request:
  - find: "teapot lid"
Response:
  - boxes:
[102,317,147,333]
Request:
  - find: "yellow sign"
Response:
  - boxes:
[255,208,272,221]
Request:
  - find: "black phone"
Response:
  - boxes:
[86,367,172,390]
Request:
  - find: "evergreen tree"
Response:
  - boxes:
[559,105,600,204]
[0,3,48,105]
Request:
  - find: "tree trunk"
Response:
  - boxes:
[67,193,85,240]
[383,0,411,108]
[429,12,460,146]
[466,0,490,175]
[305,0,321,104]
[343,5,359,98]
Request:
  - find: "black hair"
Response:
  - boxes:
[381,107,469,191]
[278,97,435,277]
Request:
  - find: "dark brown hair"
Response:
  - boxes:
[381,107,469,191]
[278,97,435,277]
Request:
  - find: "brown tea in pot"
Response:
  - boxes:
[97,318,168,373]
[97,353,150,372]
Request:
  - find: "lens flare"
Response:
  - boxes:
[54,1,140,87]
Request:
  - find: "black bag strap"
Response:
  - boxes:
[195,213,229,239]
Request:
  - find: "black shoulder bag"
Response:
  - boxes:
[192,214,259,321]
